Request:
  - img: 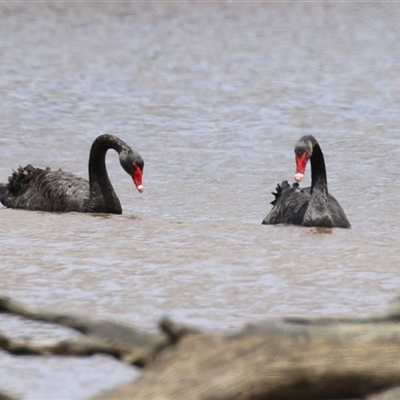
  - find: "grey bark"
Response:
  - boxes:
[1,294,400,400]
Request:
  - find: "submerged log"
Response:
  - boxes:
[1,294,400,400]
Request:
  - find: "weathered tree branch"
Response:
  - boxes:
[0,295,188,366]
[95,319,400,400]
[0,331,141,362]
[2,294,400,400]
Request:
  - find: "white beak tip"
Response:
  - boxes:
[294,173,304,183]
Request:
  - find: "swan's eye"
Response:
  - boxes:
[295,148,308,157]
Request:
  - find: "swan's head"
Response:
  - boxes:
[293,135,316,182]
[120,150,145,193]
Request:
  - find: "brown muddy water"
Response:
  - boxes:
[1,3,400,399]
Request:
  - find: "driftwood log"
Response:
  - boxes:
[1,295,400,399]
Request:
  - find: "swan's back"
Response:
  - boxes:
[326,193,351,228]
[0,165,89,212]
[262,181,309,225]
[262,181,351,228]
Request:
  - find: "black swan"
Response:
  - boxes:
[0,134,144,214]
[262,135,350,228]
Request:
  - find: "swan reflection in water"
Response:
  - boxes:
[262,135,351,229]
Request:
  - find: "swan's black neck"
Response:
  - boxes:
[303,140,333,227]
[88,134,126,214]
[310,142,328,194]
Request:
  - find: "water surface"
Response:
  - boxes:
[0,3,400,399]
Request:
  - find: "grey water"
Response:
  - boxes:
[1,3,400,399]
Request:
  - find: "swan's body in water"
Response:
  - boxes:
[262,135,350,228]
[0,134,144,214]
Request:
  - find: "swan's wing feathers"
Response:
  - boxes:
[42,170,90,212]
[0,165,46,209]
[0,165,89,212]
[270,180,291,206]
[6,164,37,195]
[262,181,309,225]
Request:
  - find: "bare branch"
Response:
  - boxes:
[2,294,400,400]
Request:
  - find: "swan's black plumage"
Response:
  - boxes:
[0,134,144,214]
[262,135,350,228]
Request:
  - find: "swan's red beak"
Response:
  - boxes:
[294,152,308,182]
[132,164,144,193]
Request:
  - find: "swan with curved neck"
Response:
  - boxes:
[262,135,350,228]
[0,134,144,214]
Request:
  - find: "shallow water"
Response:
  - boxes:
[1,3,400,399]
